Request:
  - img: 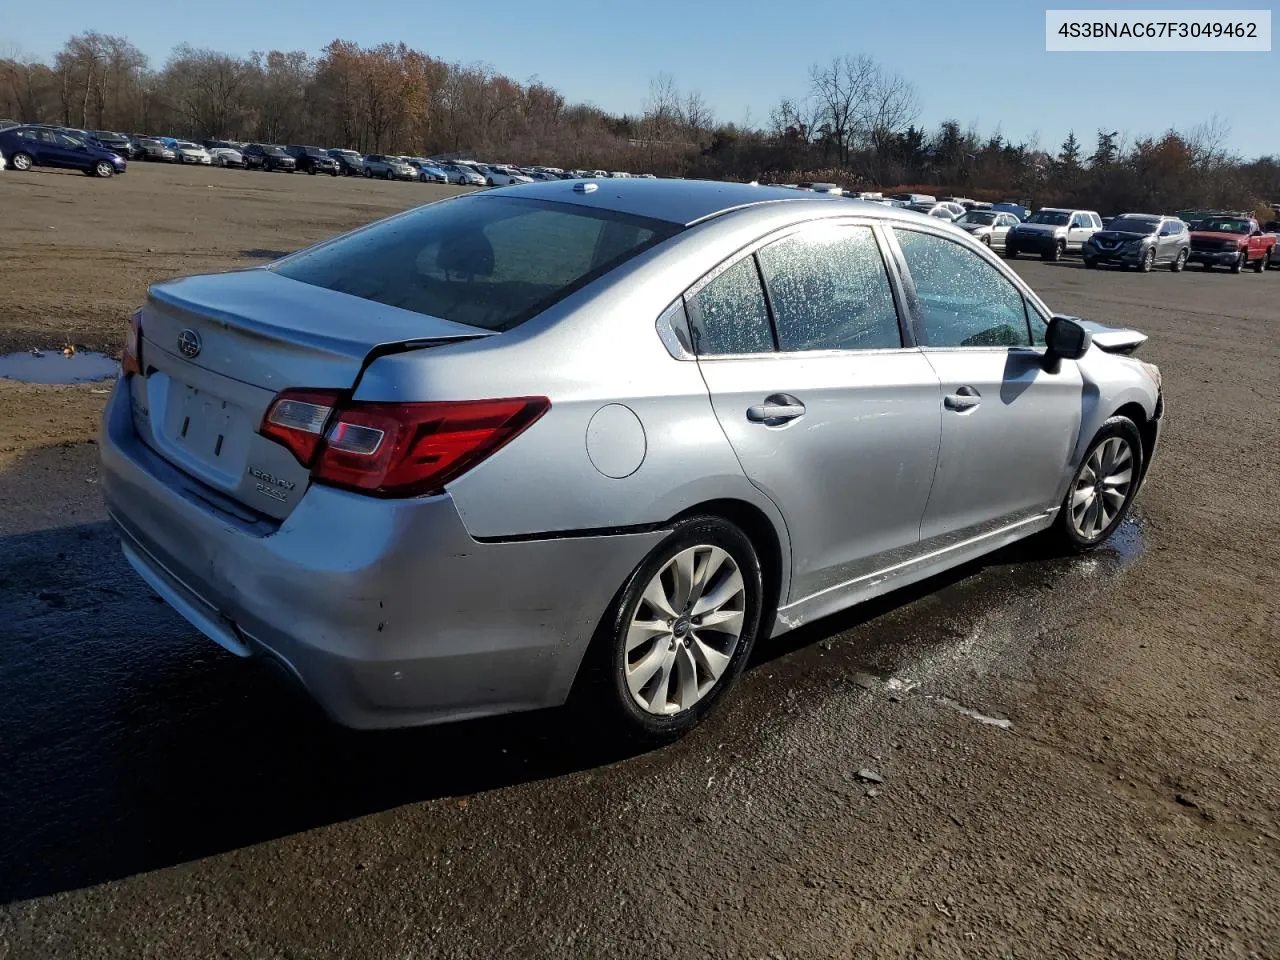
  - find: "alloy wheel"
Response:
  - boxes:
[1069,437,1135,541]
[13,153,32,171]
[624,545,746,716]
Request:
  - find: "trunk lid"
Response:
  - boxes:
[131,268,492,519]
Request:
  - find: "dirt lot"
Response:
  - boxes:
[0,163,1278,959]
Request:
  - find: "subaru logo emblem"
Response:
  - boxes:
[177,329,201,359]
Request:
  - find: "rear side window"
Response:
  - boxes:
[893,228,1031,348]
[686,257,774,356]
[756,226,901,352]
[274,195,680,332]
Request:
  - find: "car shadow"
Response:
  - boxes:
[0,442,1141,904]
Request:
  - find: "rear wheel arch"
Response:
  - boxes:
[668,498,787,637]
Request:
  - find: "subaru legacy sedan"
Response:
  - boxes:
[100,180,1163,741]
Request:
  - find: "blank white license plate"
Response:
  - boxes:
[167,383,248,465]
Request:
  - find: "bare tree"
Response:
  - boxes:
[682,90,714,142]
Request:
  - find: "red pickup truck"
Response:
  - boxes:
[1188,213,1277,273]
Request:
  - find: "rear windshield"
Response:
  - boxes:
[273,195,681,332]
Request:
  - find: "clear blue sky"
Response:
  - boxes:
[3,0,1277,157]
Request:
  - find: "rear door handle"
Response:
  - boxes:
[747,394,806,424]
[944,385,981,412]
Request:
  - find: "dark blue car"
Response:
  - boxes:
[0,125,128,178]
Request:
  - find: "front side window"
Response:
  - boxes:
[893,228,1031,348]
[275,195,680,333]
[756,226,901,352]
[686,257,774,356]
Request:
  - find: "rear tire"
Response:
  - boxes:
[570,515,765,744]
[1050,416,1144,552]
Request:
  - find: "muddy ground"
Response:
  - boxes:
[0,163,1277,959]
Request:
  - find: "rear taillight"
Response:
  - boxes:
[260,389,341,465]
[121,309,143,377]
[260,393,549,498]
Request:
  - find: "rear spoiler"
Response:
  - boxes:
[1073,319,1148,356]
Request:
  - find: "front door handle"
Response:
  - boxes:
[944,385,981,412]
[747,394,806,424]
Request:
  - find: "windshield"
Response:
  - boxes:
[1026,211,1070,226]
[264,146,287,157]
[1197,218,1250,233]
[1106,217,1159,234]
[273,195,682,332]
[958,212,997,225]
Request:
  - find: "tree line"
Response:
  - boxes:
[2,34,1277,215]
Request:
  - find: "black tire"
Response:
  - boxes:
[307,167,316,175]
[1254,251,1266,273]
[981,234,991,246]
[1202,261,1213,270]
[1139,247,1155,272]
[93,160,114,179]
[363,168,373,178]
[12,151,34,172]
[1171,249,1187,272]
[1050,416,1144,552]
[1046,239,1065,262]
[571,515,765,744]
[1083,258,1097,269]
[384,169,394,180]
[1004,247,1018,259]
[1230,251,1244,274]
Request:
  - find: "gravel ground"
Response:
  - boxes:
[0,163,1277,959]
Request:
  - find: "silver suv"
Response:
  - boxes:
[1006,208,1102,261]
[1082,214,1191,272]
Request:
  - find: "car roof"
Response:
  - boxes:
[484,178,840,226]
[1115,213,1161,220]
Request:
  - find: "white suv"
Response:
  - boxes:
[1005,208,1102,261]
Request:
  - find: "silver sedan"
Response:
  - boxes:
[99,179,1164,742]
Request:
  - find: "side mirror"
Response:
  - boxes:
[1043,315,1092,371]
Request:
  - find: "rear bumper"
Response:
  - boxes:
[98,378,664,729]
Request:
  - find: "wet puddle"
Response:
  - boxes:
[0,350,119,384]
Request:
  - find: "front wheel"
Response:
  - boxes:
[1171,249,1188,272]
[1254,251,1267,273]
[1051,416,1143,552]
[11,151,33,172]
[93,160,115,178]
[572,515,765,744]
[1083,257,1097,269]
[1004,247,1018,259]
[1139,248,1155,272]
[1046,239,1065,262]
[1231,252,1245,274]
